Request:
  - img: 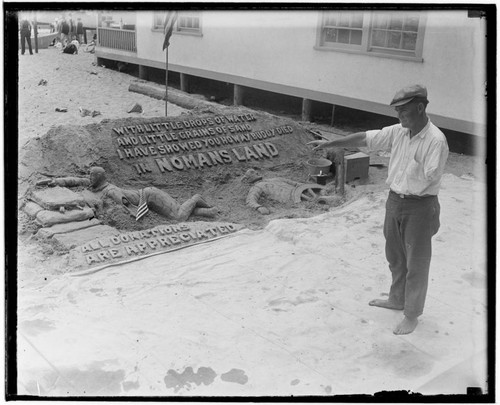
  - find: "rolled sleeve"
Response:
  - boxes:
[423,140,449,181]
[365,125,398,152]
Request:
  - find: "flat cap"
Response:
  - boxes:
[390,84,428,107]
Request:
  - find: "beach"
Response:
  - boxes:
[15,46,488,397]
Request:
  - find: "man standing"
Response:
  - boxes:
[76,18,84,44]
[308,84,449,335]
[68,13,75,41]
[19,17,33,55]
[60,18,70,46]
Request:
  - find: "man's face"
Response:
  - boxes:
[394,100,421,129]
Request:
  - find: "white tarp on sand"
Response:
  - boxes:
[17,174,487,397]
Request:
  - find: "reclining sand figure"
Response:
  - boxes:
[241,169,327,215]
[37,167,217,221]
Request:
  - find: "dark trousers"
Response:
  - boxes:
[384,191,440,318]
[20,29,33,54]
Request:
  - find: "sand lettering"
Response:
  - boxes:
[82,224,237,265]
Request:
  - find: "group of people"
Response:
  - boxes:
[55,15,85,54]
[55,15,84,47]
[19,14,86,56]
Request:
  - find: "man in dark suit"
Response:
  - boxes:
[19,18,33,55]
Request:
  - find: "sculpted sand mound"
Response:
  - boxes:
[21,107,313,184]
[19,107,337,231]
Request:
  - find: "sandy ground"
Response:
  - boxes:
[17,47,189,147]
[15,46,489,398]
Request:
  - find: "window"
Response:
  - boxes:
[152,12,165,30]
[176,12,201,34]
[153,11,202,35]
[322,11,364,48]
[318,10,425,60]
[369,12,420,55]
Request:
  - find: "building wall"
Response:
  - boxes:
[132,10,486,137]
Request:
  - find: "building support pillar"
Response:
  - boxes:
[302,98,313,122]
[330,105,337,127]
[234,84,245,106]
[139,65,149,80]
[180,73,189,93]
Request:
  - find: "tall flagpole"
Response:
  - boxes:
[163,10,176,117]
[165,46,168,116]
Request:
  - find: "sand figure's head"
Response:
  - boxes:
[241,169,263,184]
[89,166,106,188]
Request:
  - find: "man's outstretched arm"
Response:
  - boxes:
[307,131,367,151]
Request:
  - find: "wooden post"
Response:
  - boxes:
[338,149,345,195]
[302,98,312,121]
[165,47,169,116]
[330,104,336,127]
[139,65,148,80]
[180,73,189,93]
[33,14,38,53]
[329,148,345,195]
[234,84,244,106]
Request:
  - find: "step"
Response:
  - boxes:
[31,186,86,210]
[37,218,102,239]
[53,225,120,249]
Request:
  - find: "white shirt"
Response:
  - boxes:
[366,120,449,196]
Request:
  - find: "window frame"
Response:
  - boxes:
[175,11,203,37]
[316,10,426,62]
[151,12,166,32]
[319,11,369,51]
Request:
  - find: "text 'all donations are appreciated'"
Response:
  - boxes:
[73,222,243,270]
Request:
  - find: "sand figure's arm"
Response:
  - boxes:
[36,177,91,188]
[246,184,270,215]
[271,178,302,187]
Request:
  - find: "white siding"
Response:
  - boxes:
[133,10,486,136]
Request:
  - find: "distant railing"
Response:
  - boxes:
[97,27,136,52]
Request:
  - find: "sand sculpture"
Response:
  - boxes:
[36,167,218,221]
[241,169,327,215]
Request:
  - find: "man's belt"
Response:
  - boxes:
[390,190,434,200]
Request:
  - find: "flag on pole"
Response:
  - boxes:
[136,189,149,221]
[162,11,178,50]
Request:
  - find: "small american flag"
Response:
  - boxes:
[162,11,178,51]
[136,189,149,221]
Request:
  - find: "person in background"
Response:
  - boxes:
[60,18,70,46]
[19,17,33,55]
[54,17,62,44]
[76,18,84,44]
[308,84,449,335]
[84,33,97,53]
[68,13,75,41]
[62,41,78,54]
[53,18,60,40]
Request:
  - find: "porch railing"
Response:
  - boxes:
[97,27,136,52]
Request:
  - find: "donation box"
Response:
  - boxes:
[344,152,370,182]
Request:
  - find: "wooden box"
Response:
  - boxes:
[344,152,370,182]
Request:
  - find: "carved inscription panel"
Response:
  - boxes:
[69,222,243,272]
[111,114,294,175]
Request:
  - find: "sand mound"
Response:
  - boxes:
[20,107,351,233]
